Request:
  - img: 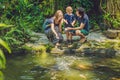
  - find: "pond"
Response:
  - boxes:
[2,52,120,80]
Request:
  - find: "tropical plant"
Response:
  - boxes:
[0,38,11,80]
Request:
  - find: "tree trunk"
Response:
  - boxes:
[100,0,120,29]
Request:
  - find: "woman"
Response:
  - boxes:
[67,7,90,43]
[43,10,64,48]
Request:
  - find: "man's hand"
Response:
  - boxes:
[67,27,74,30]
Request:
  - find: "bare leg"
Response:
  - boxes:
[69,32,73,44]
[65,31,69,41]
[75,30,86,43]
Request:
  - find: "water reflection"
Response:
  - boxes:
[2,52,120,80]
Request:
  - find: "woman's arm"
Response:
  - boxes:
[59,19,64,32]
[74,23,85,30]
[51,23,59,39]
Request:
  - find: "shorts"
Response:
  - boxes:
[80,29,89,36]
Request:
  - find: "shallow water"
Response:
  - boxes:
[2,52,120,80]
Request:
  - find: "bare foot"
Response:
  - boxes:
[55,44,60,48]
[80,37,86,43]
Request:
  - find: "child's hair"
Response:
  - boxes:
[66,6,73,13]
[54,10,63,20]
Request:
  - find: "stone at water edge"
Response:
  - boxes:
[104,29,120,39]
[83,48,116,58]
[23,43,47,53]
[78,64,93,70]
[50,48,64,55]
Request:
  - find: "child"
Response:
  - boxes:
[64,6,76,44]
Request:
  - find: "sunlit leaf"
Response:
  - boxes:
[0,23,13,27]
[0,39,11,53]
[0,23,13,30]
[0,71,4,80]
[0,49,6,69]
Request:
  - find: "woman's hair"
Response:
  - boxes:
[54,10,63,20]
[66,6,73,13]
[76,7,85,18]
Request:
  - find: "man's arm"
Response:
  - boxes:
[74,23,85,30]
[71,20,76,26]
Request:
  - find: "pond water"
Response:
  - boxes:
[3,52,120,80]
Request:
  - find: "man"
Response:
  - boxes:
[67,7,90,43]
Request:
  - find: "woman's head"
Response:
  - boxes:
[66,6,73,14]
[54,10,63,21]
[76,7,85,17]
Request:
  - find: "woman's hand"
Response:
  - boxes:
[56,35,59,39]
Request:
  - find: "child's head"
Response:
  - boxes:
[66,6,73,14]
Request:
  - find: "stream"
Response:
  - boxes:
[3,51,120,80]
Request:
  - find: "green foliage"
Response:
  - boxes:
[71,0,93,12]
[0,71,4,80]
[0,39,11,53]
[104,13,120,29]
[0,49,6,69]
[45,44,54,53]
[0,38,11,80]
[0,38,11,69]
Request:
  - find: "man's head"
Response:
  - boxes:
[76,7,85,17]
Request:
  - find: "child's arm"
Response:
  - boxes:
[71,14,76,26]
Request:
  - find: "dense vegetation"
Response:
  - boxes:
[0,0,119,80]
[0,0,120,46]
[0,1,120,77]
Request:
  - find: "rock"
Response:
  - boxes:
[50,48,64,55]
[111,77,120,80]
[87,31,107,42]
[118,32,120,39]
[77,64,93,70]
[23,43,46,53]
[30,65,49,71]
[105,29,120,39]
[30,37,39,42]
[83,48,116,58]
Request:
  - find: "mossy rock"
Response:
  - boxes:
[22,43,47,53]
[104,30,120,39]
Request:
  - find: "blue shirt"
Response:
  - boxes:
[76,14,90,32]
[43,17,59,30]
[64,13,75,24]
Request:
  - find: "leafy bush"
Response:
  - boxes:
[103,13,120,29]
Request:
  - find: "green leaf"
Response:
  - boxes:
[0,49,6,69]
[0,71,4,80]
[0,39,11,53]
[0,23,13,30]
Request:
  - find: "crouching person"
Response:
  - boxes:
[42,10,64,48]
[67,7,90,43]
